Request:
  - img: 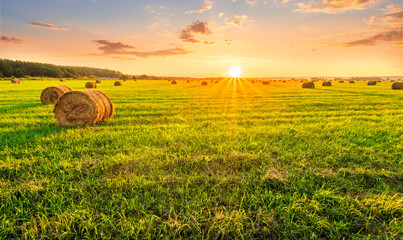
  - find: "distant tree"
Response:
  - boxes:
[120,74,130,80]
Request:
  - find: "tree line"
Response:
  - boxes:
[0,59,122,78]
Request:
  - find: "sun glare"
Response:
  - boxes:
[228,66,242,78]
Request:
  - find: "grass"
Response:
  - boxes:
[0,79,402,239]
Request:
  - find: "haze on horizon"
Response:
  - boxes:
[1,0,402,77]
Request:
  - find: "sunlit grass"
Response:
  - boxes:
[0,79,402,239]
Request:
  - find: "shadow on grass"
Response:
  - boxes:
[0,124,67,151]
[0,102,42,114]
[319,88,403,100]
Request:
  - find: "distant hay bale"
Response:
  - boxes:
[302,82,315,89]
[251,80,255,83]
[171,80,177,84]
[391,82,403,90]
[322,81,332,86]
[40,85,71,105]
[96,80,102,83]
[262,81,270,85]
[114,81,122,86]
[215,81,219,83]
[11,78,20,84]
[202,81,208,86]
[60,78,66,82]
[367,81,377,86]
[187,80,190,83]
[349,81,355,84]
[53,90,114,126]
[85,82,97,88]
[339,81,344,83]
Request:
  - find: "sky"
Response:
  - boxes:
[1,0,402,77]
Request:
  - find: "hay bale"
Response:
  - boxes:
[367,81,377,86]
[215,81,219,83]
[11,78,20,84]
[40,85,72,105]
[114,81,122,86]
[171,80,177,84]
[202,81,208,86]
[302,82,315,89]
[60,78,66,82]
[391,82,403,90]
[262,81,270,85]
[322,81,332,86]
[339,81,344,83]
[96,80,102,83]
[53,90,114,126]
[349,81,355,84]
[85,82,97,88]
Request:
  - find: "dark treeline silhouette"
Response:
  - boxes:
[0,59,122,78]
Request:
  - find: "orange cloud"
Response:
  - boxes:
[245,0,258,5]
[296,0,377,14]
[343,28,403,46]
[368,4,403,27]
[29,21,67,30]
[226,15,248,28]
[1,35,26,44]
[186,0,213,14]
[91,40,191,58]
[179,21,213,44]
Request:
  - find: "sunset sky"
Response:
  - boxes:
[1,0,402,77]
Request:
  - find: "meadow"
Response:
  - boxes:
[0,79,402,239]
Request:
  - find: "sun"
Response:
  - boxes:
[228,66,242,78]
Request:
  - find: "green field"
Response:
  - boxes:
[0,79,402,239]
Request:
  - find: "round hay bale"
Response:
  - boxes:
[11,78,20,84]
[53,90,114,126]
[251,80,255,83]
[349,81,355,84]
[215,81,219,83]
[96,80,102,83]
[367,81,377,86]
[202,81,208,86]
[171,80,177,84]
[262,81,270,85]
[339,81,344,83]
[60,78,66,82]
[391,82,403,90]
[40,85,72,105]
[114,81,122,86]
[85,82,97,88]
[322,81,332,86]
[302,82,315,89]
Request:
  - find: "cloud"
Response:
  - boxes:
[226,15,248,28]
[296,0,377,14]
[368,4,403,27]
[343,28,403,46]
[92,40,136,54]
[179,21,213,44]
[1,35,26,44]
[224,39,233,45]
[28,21,67,30]
[186,0,213,14]
[91,40,191,58]
[245,0,258,5]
